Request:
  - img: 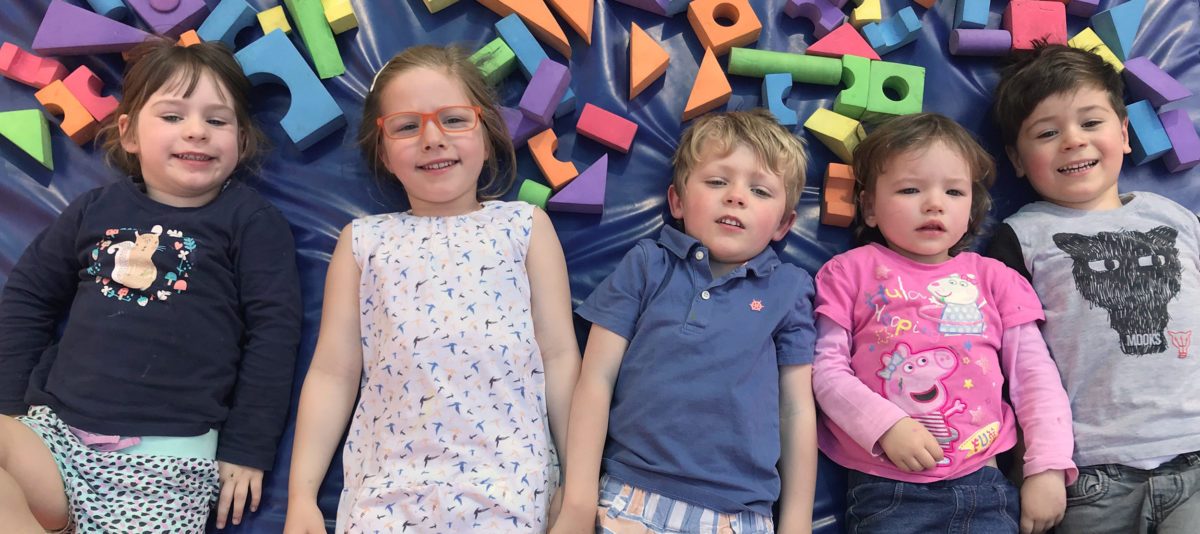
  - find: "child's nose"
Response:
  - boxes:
[1060,127,1086,150]
[723,191,745,207]
[184,117,208,140]
[420,118,446,150]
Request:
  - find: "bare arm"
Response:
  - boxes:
[777,364,817,534]
[284,224,364,531]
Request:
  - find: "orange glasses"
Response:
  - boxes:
[376,105,482,139]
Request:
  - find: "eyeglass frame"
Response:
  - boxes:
[375,105,483,140]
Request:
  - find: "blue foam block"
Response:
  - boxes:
[85,0,129,20]
[197,0,259,49]
[1126,100,1170,165]
[1091,0,1145,61]
[235,30,345,150]
[494,14,575,117]
[761,73,797,127]
[954,0,988,30]
[861,6,920,56]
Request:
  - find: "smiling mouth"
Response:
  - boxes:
[1058,160,1098,174]
[716,217,744,228]
[419,160,458,171]
[918,221,945,232]
[175,153,213,161]
[910,386,938,403]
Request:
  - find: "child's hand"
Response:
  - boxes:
[282,497,329,534]
[548,501,596,534]
[1019,469,1066,534]
[878,417,943,471]
[215,461,263,529]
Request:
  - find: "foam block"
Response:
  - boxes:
[33,0,154,56]
[321,0,358,33]
[727,47,842,85]
[806,23,880,60]
[0,109,53,170]
[495,14,576,116]
[518,179,552,208]
[85,0,130,20]
[528,129,579,189]
[0,42,67,89]
[519,59,570,126]
[821,162,855,227]
[1125,99,1170,165]
[1159,109,1200,172]
[683,48,732,121]
[833,54,870,119]
[629,22,669,99]
[950,29,1012,57]
[197,0,257,49]
[1091,0,1145,61]
[283,0,345,79]
[477,0,572,59]
[576,103,638,152]
[501,106,541,147]
[62,65,119,122]
[235,30,345,150]
[864,60,924,120]
[177,29,202,47]
[257,6,292,35]
[422,0,459,13]
[954,0,988,29]
[35,80,99,145]
[1066,0,1100,17]
[688,0,762,56]
[851,0,881,28]
[548,154,607,214]
[862,6,920,55]
[470,38,517,86]
[546,0,593,44]
[1123,57,1191,108]
[783,0,845,39]
[1002,0,1067,51]
[912,0,936,7]
[612,0,689,17]
[1068,28,1122,72]
[762,73,798,127]
[125,0,209,37]
[804,108,865,162]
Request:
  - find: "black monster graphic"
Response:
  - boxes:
[1053,226,1182,355]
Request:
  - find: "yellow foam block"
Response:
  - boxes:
[320,0,357,34]
[257,5,291,35]
[851,0,882,28]
[804,108,865,163]
[1069,27,1123,72]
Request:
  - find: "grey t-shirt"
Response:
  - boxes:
[996,192,1200,467]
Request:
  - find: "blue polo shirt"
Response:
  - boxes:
[577,225,816,516]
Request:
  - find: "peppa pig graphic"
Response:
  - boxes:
[877,343,966,466]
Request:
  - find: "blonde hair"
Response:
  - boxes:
[671,109,808,212]
[357,45,515,200]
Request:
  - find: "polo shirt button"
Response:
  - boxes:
[694,250,704,261]
[700,290,710,300]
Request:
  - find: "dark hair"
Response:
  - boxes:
[97,38,266,179]
[357,45,516,201]
[851,113,995,255]
[992,42,1127,149]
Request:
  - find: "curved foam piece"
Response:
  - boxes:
[0,42,67,89]
[62,65,119,122]
[861,6,920,55]
[528,129,579,189]
[833,54,869,119]
[762,73,797,127]
[784,0,845,39]
[727,47,842,85]
[35,80,98,145]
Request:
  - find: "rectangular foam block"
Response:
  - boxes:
[518,59,570,126]
[1123,57,1191,108]
[1002,0,1067,51]
[257,5,292,35]
[495,14,576,117]
[576,103,638,152]
[501,106,542,148]
[0,42,67,89]
[804,107,865,162]
[821,162,855,227]
[283,0,346,79]
[954,0,988,29]
[1126,100,1170,165]
[470,38,517,86]
[1159,109,1200,172]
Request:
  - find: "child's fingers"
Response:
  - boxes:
[251,474,263,512]
[232,478,250,525]
[215,479,234,528]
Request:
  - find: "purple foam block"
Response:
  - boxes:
[612,0,688,16]
[1123,57,1192,108]
[125,0,209,37]
[501,106,541,148]
[33,0,153,56]
[519,59,570,127]
[1066,0,1100,17]
[1159,109,1200,172]
[548,154,607,214]
[784,0,844,39]
[949,29,1012,57]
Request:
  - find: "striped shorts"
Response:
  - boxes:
[596,475,773,534]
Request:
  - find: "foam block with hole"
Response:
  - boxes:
[235,30,345,149]
[863,60,924,120]
[197,0,258,49]
[762,73,797,127]
[35,80,98,145]
[687,0,762,56]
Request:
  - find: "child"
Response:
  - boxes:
[552,109,817,534]
[0,39,301,532]
[988,44,1200,533]
[283,45,580,533]
[812,113,1077,534]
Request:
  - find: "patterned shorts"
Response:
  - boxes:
[17,406,220,534]
[596,475,774,534]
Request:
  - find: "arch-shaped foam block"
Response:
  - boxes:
[528,129,579,189]
[862,6,920,56]
[784,0,845,39]
[35,79,98,145]
[762,73,797,127]
[235,30,345,150]
[197,0,258,49]
[833,54,870,119]
[62,65,119,122]
[0,42,67,89]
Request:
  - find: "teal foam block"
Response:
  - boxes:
[197,0,259,49]
[1091,0,1146,61]
[236,30,346,150]
[1126,99,1170,165]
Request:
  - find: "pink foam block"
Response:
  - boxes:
[576,103,637,153]
[784,0,845,39]
[518,59,570,126]
[501,106,542,148]
[33,0,154,55]
[1159,109,1200,172]
[1123,57,1192,108]
[1002,0,1067,51]
[0,42,67,88]
[949,29,1012,56]
[125,0,210,37]
[63,65,119,122]
[547,154,607,214]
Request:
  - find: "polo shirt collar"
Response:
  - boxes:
[657,225,781,277]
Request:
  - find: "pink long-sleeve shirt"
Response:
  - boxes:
[813,244,1077,484]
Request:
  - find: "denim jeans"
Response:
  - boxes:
[844,466,1019,534]
[1056,452,1200,534]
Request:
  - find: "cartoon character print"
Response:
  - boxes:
[1053,226,1182,355]
[877,343,966,466]
[87,226,197,307]
[927,274,986,336]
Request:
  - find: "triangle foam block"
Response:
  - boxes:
[807,23,881,60]
[683,48,731,121]
[547,0,594,44]
[0,109,53,170]
[33,0,154,56]
[477,0,572,58]
[629,23,669,99]
[548,154,607,214]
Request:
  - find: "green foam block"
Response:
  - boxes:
[864,60,924,121]
[0,109,53,170]
[727,48,842,86]
[470,38,517,86]
[518,179,551,209]
[283,0,345,79]
[834,54,870,119]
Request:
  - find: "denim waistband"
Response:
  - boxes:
[848,465,1010,489]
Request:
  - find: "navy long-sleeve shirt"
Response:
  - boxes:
[0,178,301,470]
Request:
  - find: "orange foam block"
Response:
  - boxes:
[63,65,119,122]
[546,0,593,44]
[477,0,572,58]
[177,29,202,46]
[576,103,637,153]
[629,23,668,100]
[687,0,762,56]
[0,42,67,89]
[35,80,99,145]
[528,129,579,189]
[683,48,731,121]
[821,162,856,227]
[912,0,935,7]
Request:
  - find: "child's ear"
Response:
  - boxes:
[859,190,878,228]
[117,114,139,154]
[1120,116,1131,154]
[1005,145,1025,178]
[667,184,685,220]
[772,209,796,241]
